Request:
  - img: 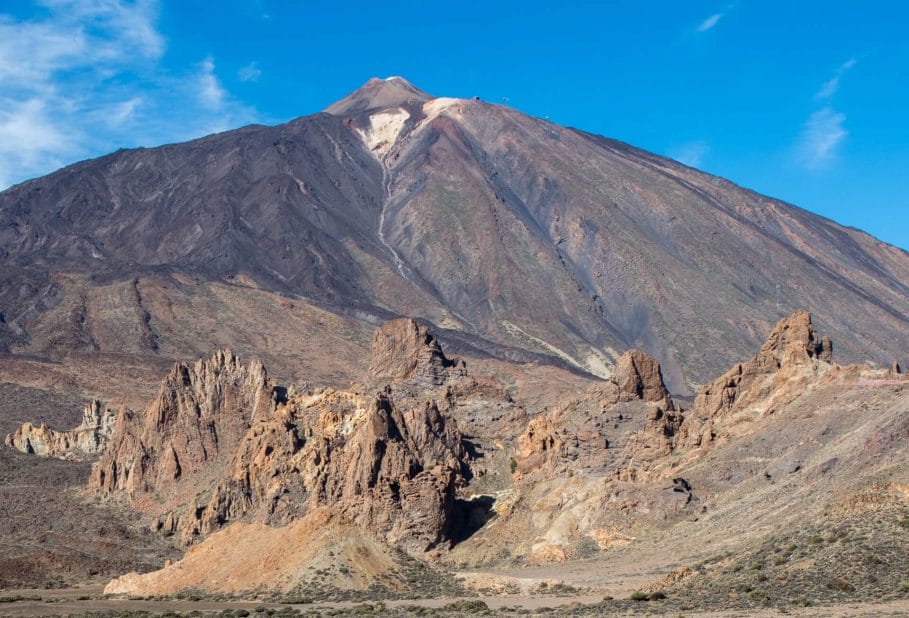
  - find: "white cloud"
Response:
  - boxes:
[238,61,262,82]
[198,57,227,109]
[816,58,857,100]
[697,13,723,32]
[797,107,847,169]
[0,2,259,190]
[667,141,710,168]
[0,98,76,189]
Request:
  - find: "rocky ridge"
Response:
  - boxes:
[6,310,908,601]
[369,317,467,386]
[678,309,835,451]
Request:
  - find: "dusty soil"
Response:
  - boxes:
[0,447,179,589]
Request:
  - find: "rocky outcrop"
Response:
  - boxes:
[369,318,466,387]
[514,349,672,476]
[91,322,471,556]
[614,349,671,403]
[5,400,117,460]
[90,350,275,496]
[178,389,468,553]
[678,310,834,449]
[469,317,839,564]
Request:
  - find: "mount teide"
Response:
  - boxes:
[1,77,907,392]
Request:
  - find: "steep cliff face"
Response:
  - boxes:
[613,349,671,404]
[177,390,468,554]
[5,399,117,460]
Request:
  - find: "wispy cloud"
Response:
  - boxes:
[106,97,144,127]
[816,58,857,100]
[667,141,710,168]
[254,0,271,20]
[795,58,857,169]
[797,107,847,169]
[238,61,262,82]
[0,1,258,190]
[697,13,723,32]
[695,2,737,33]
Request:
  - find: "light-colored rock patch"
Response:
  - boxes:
[356,107,410,159]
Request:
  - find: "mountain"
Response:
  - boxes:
[1,76,908,397]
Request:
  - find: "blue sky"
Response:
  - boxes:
[1,1,907,250]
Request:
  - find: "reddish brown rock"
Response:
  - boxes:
[181,390,468,553]
[88,323,471,555]
[90,350,275,496]
[369,318,466,386]
[514,349,673,477]
[678,310,834,449]
[614,349,670,403]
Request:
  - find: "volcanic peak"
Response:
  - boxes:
[325,76,431,115]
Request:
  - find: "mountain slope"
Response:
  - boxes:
[1,77,907,391]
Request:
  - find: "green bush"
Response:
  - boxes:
[629,591,649,601]
[747,589,769,603]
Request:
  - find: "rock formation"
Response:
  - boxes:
[678,310,834,450]
[5,400,117,460]
[86,320,471,555]
[91,350,275,496]
[514,349,673,476]
[175,389,468,553]
[613,349,671,404]
[368,318,466,386]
